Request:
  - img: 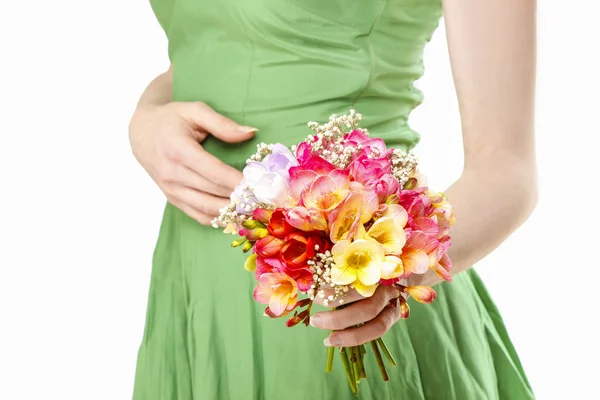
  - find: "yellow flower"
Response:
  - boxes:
[365,216,406,255]
[331,238,399,297]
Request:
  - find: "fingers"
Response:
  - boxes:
[174,136,243,191]
[310,285,401,331]
[312,288,365,308]
[168,198,214,226]
[171,166,233,198]
[167,186,231,219]
[177,102,258,143]
[323,300,401,347]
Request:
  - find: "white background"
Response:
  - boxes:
[1,1,599,399]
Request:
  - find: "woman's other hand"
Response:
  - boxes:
[310,285,403,347]
[129,101,257,225]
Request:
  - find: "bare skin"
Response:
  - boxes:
[130,0,538,347]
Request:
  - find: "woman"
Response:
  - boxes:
[130,0,537,399]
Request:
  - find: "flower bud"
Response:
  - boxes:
[231,237,247,248]
[405,286,437,304]
[403,177,417,190]
[242,241,254,253]
[244,254,257,272]
[399,297,410,319]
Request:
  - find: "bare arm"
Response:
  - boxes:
[128,65,257,225]
[414,0,538,286]
[135,65,173,109]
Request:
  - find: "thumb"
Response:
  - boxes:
[178,101,258,143]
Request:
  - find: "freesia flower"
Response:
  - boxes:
[294,141,315,164]
[331,239,398,297]
[302,170,351,213]
[398,189,434,219]
[238,219,269,241]
[329,191,379,243]
[427,236,453,282]
[399,296,410,319]
[343,130,391,158]
[253,208,274,224]
[367,174,400,203]
[240,144,299,207]
[288,156,336,199]
[244,254,257,272]
[255,255,286,278]
[281,232,314,269]
[242,163,290,207]
[254,235,285,258]
[286,206,328,231]
[253,273,298,316]
[280,232,329,289]
[348,155,392,186]
[266,209,297,238]
[405,286,437,304]
[365,204,408,254]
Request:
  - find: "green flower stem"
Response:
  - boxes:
[351,347,361,384]
[340,347,358,395]
[377,337,397,367]
[370,340,389,382]
[326,345,335,373]
[357,345,366,379]
[359,344,367,356]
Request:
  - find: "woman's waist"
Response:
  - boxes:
[196,101,421,169]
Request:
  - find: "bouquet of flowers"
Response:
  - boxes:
[213,110,455,394]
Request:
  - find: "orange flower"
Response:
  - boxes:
[254,273,298,317]
[405,286,437,304]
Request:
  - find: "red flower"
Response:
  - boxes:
[281,233,312,269]
[255,235,285,258]
[281,232,330,270]
[267,209,297,238]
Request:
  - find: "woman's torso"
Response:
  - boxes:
[151,0,442,167]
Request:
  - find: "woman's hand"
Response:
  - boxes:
[129,101,257,225]
[310,285,403,347]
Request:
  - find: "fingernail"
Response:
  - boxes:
[238,125,259,134]
[310,314,322,328]
[324,335,342,347]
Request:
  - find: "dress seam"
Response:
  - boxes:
[351,0,387,108]
[240,19,256,125]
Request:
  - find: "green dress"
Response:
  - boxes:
[134,0,535,399]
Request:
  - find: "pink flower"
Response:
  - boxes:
[288,156,336,200]
[399,189,434,219]
[302,169,351,212]
[286,206,328,232]
[348,155,392,186]
[428,236,453,282]
[253,273,298,316]
[291,155,335,175]
[343,130,391,158]
[255,255,286,279]
[366,174,400,202]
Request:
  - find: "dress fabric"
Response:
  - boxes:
[133,0,535,398]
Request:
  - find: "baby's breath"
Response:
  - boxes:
[307,249,348,306]
[305,109,365,169]
[390,149,419,187]
[246,143,273,163]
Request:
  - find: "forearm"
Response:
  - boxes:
[136,66,173,110]
[414,154,538,286]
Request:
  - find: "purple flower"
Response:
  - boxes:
[235,144,299,208]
